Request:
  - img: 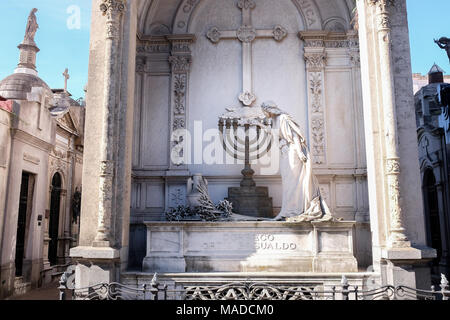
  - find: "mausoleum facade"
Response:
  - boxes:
[70,0,437,293]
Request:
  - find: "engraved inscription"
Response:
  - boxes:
[255,234,297,251]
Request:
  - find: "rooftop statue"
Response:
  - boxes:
[24,8,39,44]
[435,37,450,63]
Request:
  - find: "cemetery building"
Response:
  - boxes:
[413,71,450,95]
[67,0,441,298]
[415,64,450,284]
[0,15,85,299]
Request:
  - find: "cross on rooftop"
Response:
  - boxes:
[63,68,70,92]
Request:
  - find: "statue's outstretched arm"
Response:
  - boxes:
[435,40,446,49]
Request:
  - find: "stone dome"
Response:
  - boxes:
[0,72,51,101]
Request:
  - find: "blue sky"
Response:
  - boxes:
[0,0,448,100]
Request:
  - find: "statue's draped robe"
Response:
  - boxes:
[24,10,38,43]
[274,114,332,221]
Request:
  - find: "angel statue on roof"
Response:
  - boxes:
[24,8,39,44]
[261,101,338,222]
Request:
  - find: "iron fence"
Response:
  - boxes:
[59,271,450,301]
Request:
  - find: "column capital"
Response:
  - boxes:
[367,0,395,31]
[100,0,126,39]
[366,0,395,11]
[304,52,327,71]
[100,0,126,19]
[168,55,192,74]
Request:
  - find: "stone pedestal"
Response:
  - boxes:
[70,246,121,288]
[143,221,358,273]
[227,186,274,218]
[381,247,436,290]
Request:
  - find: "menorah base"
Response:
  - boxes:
[227,186,274,218]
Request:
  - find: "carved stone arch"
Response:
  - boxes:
[323,17,348,32]
[148,22,171,35]
[49,168,66,192]
[337,0,355,26]
[171,0,323,34]
[419,158,433,175]
[138,0,161,35]
[289,0,322,30]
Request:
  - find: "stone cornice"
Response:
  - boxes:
[300,31,359,49]
[11,128,53,152]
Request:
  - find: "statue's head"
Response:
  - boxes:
[261,101,284,117]
[31,8,38,15]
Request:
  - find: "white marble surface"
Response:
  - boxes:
[143,221,358,273]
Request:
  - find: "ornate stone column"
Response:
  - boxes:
[358,0,435,288]
[299,31,328,166]
[367,0,409,248]
[167,35,195,171]
[70,0,137,287]
[94,0,126,247]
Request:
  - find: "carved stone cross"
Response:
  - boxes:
[207,0,287,106]
[63,68,70,92]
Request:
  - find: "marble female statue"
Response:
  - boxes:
[24,8,39,44]
[261,101,335,222]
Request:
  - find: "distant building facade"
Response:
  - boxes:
[0,12,85,298]
[413,69,450,94]
[415,64,450,284]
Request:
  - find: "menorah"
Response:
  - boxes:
[218,109,274,218]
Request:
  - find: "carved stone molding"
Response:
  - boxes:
[237,25,257,43]
[306,69,326,165]
[135,56,146,73]
[167,35,195,168]
[309,72,323,114]
[23,153,40,165]
[168,55,192,74]
[367,0,395,31]
[100,0,126,39]
[349,50,361,68]
[206,27,221,43]
[237,0,256,10]
[301,33,327,165]
[239,91,256,107]
[173,118,186,131]
[311,118,325,164]
[273,25,288,41]
[100,0,125,18]
[173,74,187,115]
[386,158,401,174]
[304,52,327,71]
[136,40,170,54]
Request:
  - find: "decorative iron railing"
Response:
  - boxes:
[59,270,450,301]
